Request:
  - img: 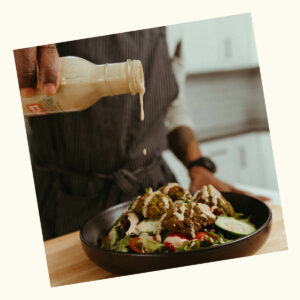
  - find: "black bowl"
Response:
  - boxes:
[80,192,272,275]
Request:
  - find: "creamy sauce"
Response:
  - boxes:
[164,236,188,247]
[190,221,196,238]
[139,232,156,242]
[197,203,216,220]
[179,204,187,215]
[162,197,170,210]
[130,195,141,211]
[189,202,196,218]
[172,202,187,221]
[192,190,201,201]
[142,193,154,217]
[208,184,221,205]
[201,185,210,203]
[162,182,180,195]
[139,92,144,121]
[155,231,162,243]
[183,191,191,200]
[174,200,183,206]
[125,212,140,235]
[200,213,208,220]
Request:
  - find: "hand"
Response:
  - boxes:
[189,166,270,202]
[14,44,60,97]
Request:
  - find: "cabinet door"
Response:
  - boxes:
[182,13,258,74]
[201,138,238,185]
[182,18,218,73]
[233,133,261,186]
[256,132,279,190]
[214,14,258,70]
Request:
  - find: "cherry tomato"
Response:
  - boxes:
[164,234,190,251]
[206,232,218,240]
[129,237,143,253]
[101,235,109,246]
[195,231,210,241]
[164,242,176,251]
[210,206,222,216]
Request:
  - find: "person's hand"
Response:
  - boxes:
[189,166,270,201]
[14,44,60,97]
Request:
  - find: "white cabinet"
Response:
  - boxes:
[162,131,278,191]
[182,13,259,74]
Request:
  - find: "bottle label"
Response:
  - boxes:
[26,96,63,116]
[26,103,48,115]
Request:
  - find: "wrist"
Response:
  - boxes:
[187,156,217,173]
[185,140,202,166]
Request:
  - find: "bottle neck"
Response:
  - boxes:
[95,59,145,98]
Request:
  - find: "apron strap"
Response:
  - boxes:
[33,155,162,197]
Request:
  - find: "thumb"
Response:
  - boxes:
[189,178,198,193]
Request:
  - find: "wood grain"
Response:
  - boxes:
[44,204,288,287]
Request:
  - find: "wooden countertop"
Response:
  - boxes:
[44,204,288,287]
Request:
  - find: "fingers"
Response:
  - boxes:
[189,179,199,193]
[228,185,271,202]
[14,47,38,97]
[38,44,60,95]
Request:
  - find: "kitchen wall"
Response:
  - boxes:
[185,67,268,141]
[165,14,279,196]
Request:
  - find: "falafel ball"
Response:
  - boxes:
[160,201,216,237]
[133,190,174,219]
[160,183,188,201]
[193,184,235,216]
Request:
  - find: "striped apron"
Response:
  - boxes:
[27,27,179,240]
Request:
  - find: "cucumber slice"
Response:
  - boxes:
[215,216,256,236]
[136,219,160,234]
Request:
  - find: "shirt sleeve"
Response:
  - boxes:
[165,46,195,133]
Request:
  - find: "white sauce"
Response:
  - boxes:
[202,185,209,198]
[173,203,187,221]
[189,202,196,218]
[183,191,191,200]
[155,231,162,243]
[142,192,154,217]
[162,197,170,210]
[208,184,221,205]
[189,209,194,218]
[162,182,179,195]
[164,236,188,247]
[179,204,187,214]
[173,212,185,221]
[197,203,216,220]
[200,213,208,220]
[190,221,196,238]
[125,212,140,235]
[174,200,183,206]
[130,195,141,211]
[139,92,144,121]
[192,190,200,201]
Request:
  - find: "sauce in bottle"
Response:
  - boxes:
[21,56,145,119]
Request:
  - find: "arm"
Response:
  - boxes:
[166,42,269,200]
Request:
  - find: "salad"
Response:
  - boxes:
[100,183,256,253]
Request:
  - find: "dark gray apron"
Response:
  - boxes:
[27,27,179,240]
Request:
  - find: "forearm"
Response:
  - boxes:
[167,126,202,167]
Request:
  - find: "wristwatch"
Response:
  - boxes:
[188,156,217,173]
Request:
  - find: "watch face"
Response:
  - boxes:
[203,158,216,173]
